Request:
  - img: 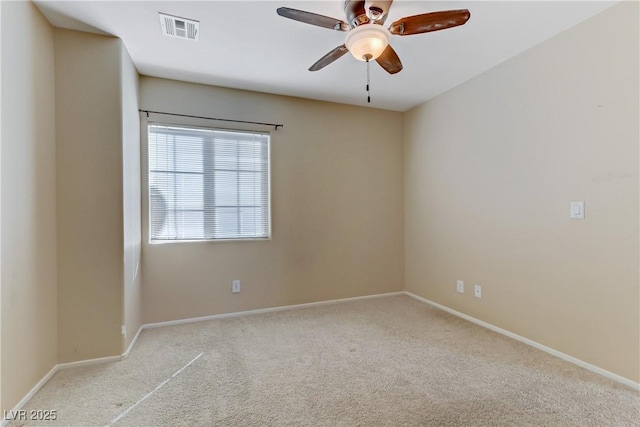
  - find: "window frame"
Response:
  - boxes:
[147,121,272,244]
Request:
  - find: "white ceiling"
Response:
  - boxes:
[35,1,617,111]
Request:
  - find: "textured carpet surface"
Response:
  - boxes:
[8,295,640,426]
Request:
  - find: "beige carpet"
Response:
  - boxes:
[9,295,640,426]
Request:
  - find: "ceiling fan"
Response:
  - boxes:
[277,1,470,74]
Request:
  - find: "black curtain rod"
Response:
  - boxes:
[139,109,283,130]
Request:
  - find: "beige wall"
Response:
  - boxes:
[1,17,140,408]
[140,77,404,323]
[55,29,123,362]
[1,1,57,411]
[1,1,3,411]
[1,2,3,410]
[1,1,637,411]
[404,2,639,383]
[121,44,142,350]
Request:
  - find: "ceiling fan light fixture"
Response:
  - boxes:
[345,24,391,61]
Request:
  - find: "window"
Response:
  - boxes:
[148,123,270,242]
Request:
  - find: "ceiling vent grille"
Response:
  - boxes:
[159,13,199,41]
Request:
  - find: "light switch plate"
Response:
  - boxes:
[232,280,241,293]
[570,201,585,219]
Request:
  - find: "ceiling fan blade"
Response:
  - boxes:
[277,7,348,31]
[389,9,470,36]
[309,44,350,71]
[375,45,403,74]
[344,0,369,27]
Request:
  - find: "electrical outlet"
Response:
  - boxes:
[456,280,464,293]
[121,325,127,336]
[232,280,241,293]
[474,284,482,298]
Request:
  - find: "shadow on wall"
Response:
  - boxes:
[149,186,166,237]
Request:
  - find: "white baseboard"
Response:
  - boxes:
[6,288,634,426]
[57,354,121,370]
[2,354,121,427]
[122,325,144,359]
[2,290,404,423]
[143,291,405,329]
[1,365,58,427]
[404,291,640,391]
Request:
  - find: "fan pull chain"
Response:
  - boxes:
[366,57,371,103]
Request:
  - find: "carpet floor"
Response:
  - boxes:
[8,295,640,426]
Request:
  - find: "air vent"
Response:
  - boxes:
[159,13,199,41]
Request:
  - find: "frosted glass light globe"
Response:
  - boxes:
[345,24,391,61]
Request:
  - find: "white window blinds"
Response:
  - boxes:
[148,123,270,242]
